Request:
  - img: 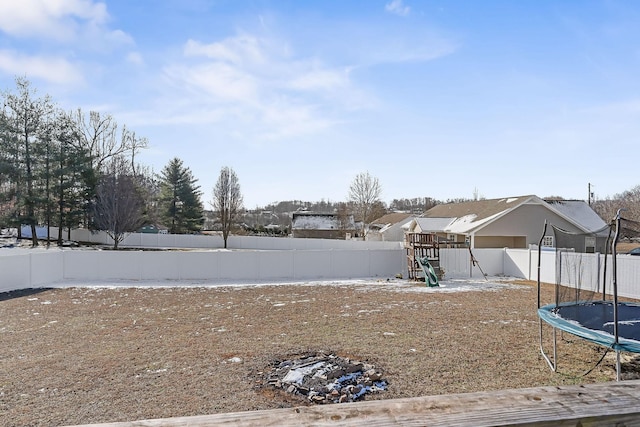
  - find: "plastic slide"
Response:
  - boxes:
[417,256,439,287]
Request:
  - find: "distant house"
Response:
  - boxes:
[291,212,357,239]
[403,195,606,249]
[367,212,413,242]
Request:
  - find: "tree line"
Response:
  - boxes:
[3,77,636,247]
[0,77,242,248]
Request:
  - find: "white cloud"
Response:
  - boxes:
[0,49,84,85]
[180,34,360,97]
[184,35,267,66]
[126,51,144,66]
[165,62,259,103]
[103,28,134,45]
[289,68,350,92]
[0,0,108,41]
[385,0,411,17]
[152,32,367,140]
[0,0,133,88]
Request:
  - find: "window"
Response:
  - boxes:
[541,236,554,247]
[585,236,596,253]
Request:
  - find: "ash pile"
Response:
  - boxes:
[264,352,387,404]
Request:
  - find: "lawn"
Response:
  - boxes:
[0,278,628,427]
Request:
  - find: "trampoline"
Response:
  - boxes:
[538,301,640,353]
[537,210,640,380]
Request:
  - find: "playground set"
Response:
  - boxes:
[404,232,477,286]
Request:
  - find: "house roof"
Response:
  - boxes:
[421,195,536,234]
[369,212,413,234]
[424,195,534,223]
[404,217,455,232]
[370,212,412,227]
[420,195,606,235]
[291,212,355,230]
[543,199,609,233]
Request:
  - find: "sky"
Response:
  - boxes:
[1,0,639,209]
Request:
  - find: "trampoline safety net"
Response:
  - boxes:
[551,216,640,305]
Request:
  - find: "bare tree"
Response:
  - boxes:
[212,166,243,248]
[72,109,148,173]
[335,202,353,238]
[92,157,145,249]
[348,171,382,238]
[71,109,148,228]
[592,185,640,224]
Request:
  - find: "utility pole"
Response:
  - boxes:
[588,183,594,205]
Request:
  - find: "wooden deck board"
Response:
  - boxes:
[66,380,640,427]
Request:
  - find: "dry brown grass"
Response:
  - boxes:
[617,242,640,253]
[0,279,630,427]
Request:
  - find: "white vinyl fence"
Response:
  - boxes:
[2,236,640,300]
[435,247,640,300]
[44,227,403,251]
[0,239,406,294]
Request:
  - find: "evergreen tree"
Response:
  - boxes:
[1,77,55,245]
[0,106,18,229]
[157,158,204,234]
[51,111,94,244]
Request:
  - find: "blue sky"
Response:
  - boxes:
[1,0,639,208]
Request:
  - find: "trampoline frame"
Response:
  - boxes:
[537,210,637,381]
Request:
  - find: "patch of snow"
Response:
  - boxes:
[282,361,326,384]
[546,200,607,232]
[292,215,344,230]
[446,211,503,234]
[45,276,525,293]
[410,217,455,232]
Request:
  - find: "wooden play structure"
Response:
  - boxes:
[405,233,465,282]
[405,233,441,283]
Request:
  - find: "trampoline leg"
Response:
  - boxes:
[539,319,557,372]
[616,350,621,381]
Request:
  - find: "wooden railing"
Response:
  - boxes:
[66,380,640,427]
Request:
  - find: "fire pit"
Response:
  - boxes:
[263,352,387,404]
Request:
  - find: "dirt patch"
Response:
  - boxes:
[0,279,628,426]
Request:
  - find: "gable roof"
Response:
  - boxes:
[422,195,538,234]
[370,212,412,227]
[424,195,535,223]
[421,195,606,235]
[369,212,413,234]
[405,217,456,233]
[543,199,608,233]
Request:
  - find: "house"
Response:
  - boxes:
[403,195,607,249]
[291,212,357,239]
[367,212,413,241]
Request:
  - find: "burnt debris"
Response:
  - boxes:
[263,352,387,404]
